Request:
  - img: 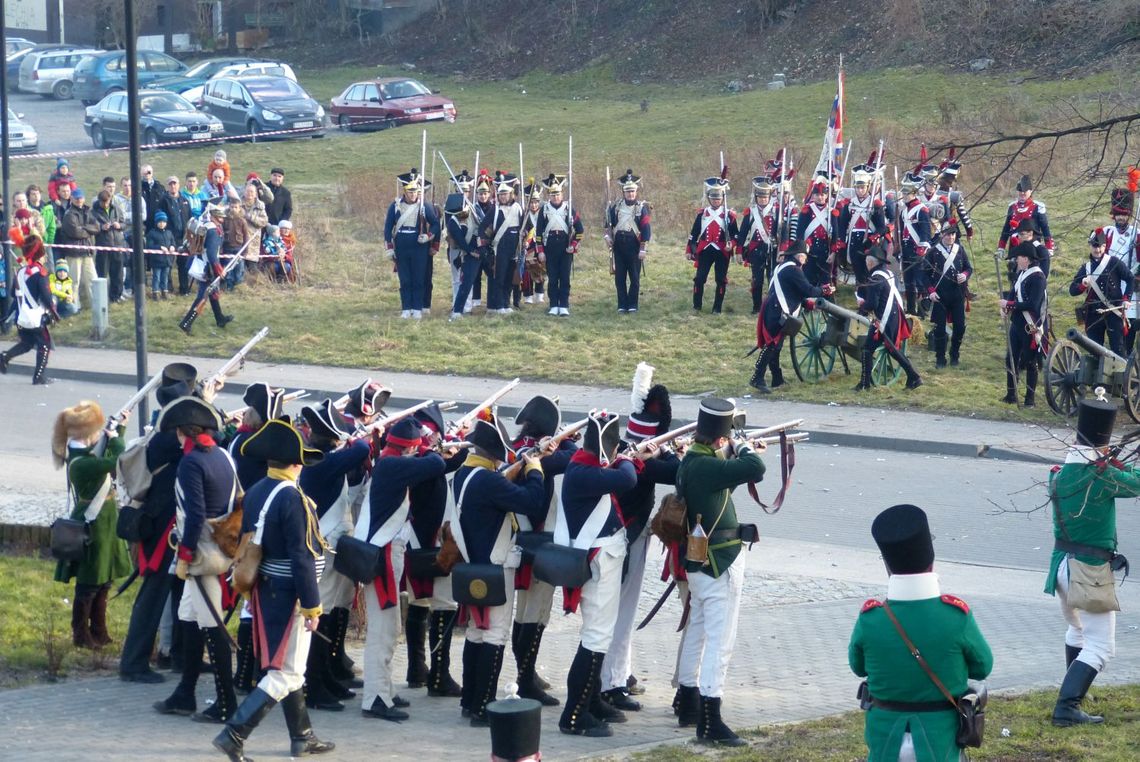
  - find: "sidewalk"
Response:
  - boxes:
[3,538,1139,761]
[34,346,1071,463]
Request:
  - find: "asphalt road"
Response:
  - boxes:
[4,373,1126,575]
[7,88,91,153]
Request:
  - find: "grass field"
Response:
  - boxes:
[19,63,1131,423]
[637,684,1140,761]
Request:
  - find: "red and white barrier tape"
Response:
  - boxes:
[12,239,289,260]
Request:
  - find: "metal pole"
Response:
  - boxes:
[1,0,13,323]
[125,0,149,434]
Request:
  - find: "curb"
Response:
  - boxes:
[13,364,1051,464]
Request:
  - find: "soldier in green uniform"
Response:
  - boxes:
[52,400,133,649]
[849,504,993,762]
[675,397,766,746]
[1045,397,1140,726]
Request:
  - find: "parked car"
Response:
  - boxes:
[4,108,38,153]
[148,56,260,96]
[329,77,456,131]
[201,76,325,142]
[18,46,100,99]
[5,38,34,57]
[6,47,35,88]
[74,50,188,105]
[84,90,224,149]
[178,60,298,107]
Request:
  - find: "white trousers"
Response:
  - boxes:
[464,567,516,647]
[258,608,312,700]
[177,574,222,628]
[579,540,627,654]
[601,528,649,690]
[448,246,472,313]
[516,579,555,625]
[1056,557,1117,671]
[363,539,405,707]
[671,579,691,688]
[408,572,457,611]
[678,551,745,697]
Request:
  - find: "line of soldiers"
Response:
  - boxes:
[110,360,786,757]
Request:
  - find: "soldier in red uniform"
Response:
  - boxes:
[1105,183,1140,352]
[792,177,838,288]
[935,153,975,240]
[896,172,932,317]
[686,178,739,314]
[997,174,1053,273]
[735,176,780,314]
[836,157,890,286]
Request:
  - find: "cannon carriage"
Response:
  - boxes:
[788,299,912,387]
[1044,328,1140,421]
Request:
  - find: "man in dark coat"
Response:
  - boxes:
[1069,228,1133,357]
[857,243,922,391]
[1001,241,1048,406]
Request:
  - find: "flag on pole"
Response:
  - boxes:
[810,68,845,192]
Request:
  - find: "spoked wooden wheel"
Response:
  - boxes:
[789,310,838,383]
[871,339,907,386]
[1044,339,1085,417]
[1123,351,1140,423]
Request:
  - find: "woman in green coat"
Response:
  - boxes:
[52,400,132,648]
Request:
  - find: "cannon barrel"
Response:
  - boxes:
[1066,328,1127,364]
[816,298,871,327]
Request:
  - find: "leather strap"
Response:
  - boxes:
[749,430,796,514]
[871,697,952,712]
[881,600,959,711]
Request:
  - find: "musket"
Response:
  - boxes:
[758,432,809,446]
[429,147,436,207]
[199,326,270,394]
[226,389,308,422]
[634,421,697,453]
[991,231,1020,407]
[194,235,254,318]
[356,399,437,436]
[499,413,592,481]
[605,166,615,275]
[111,370,164,424]
[418,129,428,228]
[738,418,804,439]
[437,150,479,222]
[450,378,521,431]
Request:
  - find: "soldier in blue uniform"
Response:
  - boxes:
[212,419,335,761]
[749,241,834,393]
[481,172,523,314]
[446,185,480,321]
[297,399,372,711]
[857,243,922,391]
[849,504,993,762]
[384,169,441,320]
[1069,228,1133,357]
[178,204,233,334]
[452,420,546,725]
[924,224,973,369]
[604,169,652,313]
[228,382,285,492]
[358,417,446,721]
[557,412,641,737]
[537,173,585,317]
[1000,241,1047,406]
[153,396,240,723]
[897,172,932,317]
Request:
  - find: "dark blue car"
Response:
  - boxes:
[74,50,187,105]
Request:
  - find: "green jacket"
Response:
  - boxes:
[54,426,132,586]
[40,203,56,245]
[677,442,765,577]
[849,581,993,762]
[1044,456,1140,595]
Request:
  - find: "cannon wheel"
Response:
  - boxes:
[1124,351,1140,424]
[870,339,907,387]
[789,310,838,383]
[1044,339,1085,417]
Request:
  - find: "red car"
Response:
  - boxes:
[329,77,457,131]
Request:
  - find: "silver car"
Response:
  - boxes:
[4,109,39,153]
[18,47,99,99]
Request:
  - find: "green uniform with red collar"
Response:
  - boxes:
[677,442,765,578]
[848,591,993,762]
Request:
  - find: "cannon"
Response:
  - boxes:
[787,299,911,386]
[1043,328,1140,421]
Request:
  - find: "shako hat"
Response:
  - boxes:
[243,382,285,424]
[583,411,622,465]
[696,397,736,440]
[617,169,641,191]
[1088,228,1108,248]
[1111,188,1135,217]
[451,169,474,192]
[494,171,518,194]
[939,222,960,239]
[241,419,324,466]
[704,177,729,198]
[301,399,352,442]
[900,171,924,192]
[161,362,198,389]
[487,695,541,762]
[385,417,423,449]
[850,165,873,185]
[413,402,446,434]
[628,362,671,440]
[540,173,567,193]
[1076,397,1116,448]
[522,178,543,200]
[872,504,935,575]
[466,418,510,462]
[919,164,939,182]
[444,192,467,216]
[751,175,774,194]
[158,396,222,432]
[397,168,430,192]
[344,379,392,419]
[1016,174,1033,192]
[515,395,561,440]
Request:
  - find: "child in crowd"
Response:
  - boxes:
[278,219,297,283]
[50,259,78,317]
[48,158,78,202]
[207,149,231,186]
[145,211,177,300]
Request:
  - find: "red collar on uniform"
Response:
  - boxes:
[570,449,602,467]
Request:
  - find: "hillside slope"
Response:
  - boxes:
[305,0,1140,84]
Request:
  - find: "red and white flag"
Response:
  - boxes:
[809,68,845,196]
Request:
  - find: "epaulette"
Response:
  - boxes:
[1036,202,1047,213]
[940,594,970,614]
[860,598,883,614]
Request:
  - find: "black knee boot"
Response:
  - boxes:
[427,610,461,697]
[193,627,236,724]
[328,607,358,684]
[470,643,505,726]
[155,623,203,715]
[712,283,726,314]
[404,605,429,688]
[1052,661,1105,726]
[304,619,344,712]
[234,620,254,694]
[559,643,611,737]
[210,297,233,328]
[212,687,277,762]
[697,694,746,746]
[750,347,773,392]
[32,343,49,385]
[854,347,874,391]
[179,304,199,334]
[934,332,948,368]
[460,638,479,716]
[1025,360,1039,407]
[281,689,336,756]
[515,623,559,706]
[950,334,963,366]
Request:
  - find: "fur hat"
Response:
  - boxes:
[52,401,105,469]
[628,362,672,440]
[1016,175,1033,192]
[1111,188,1135,217]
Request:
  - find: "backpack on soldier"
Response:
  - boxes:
[114,431,166,542]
